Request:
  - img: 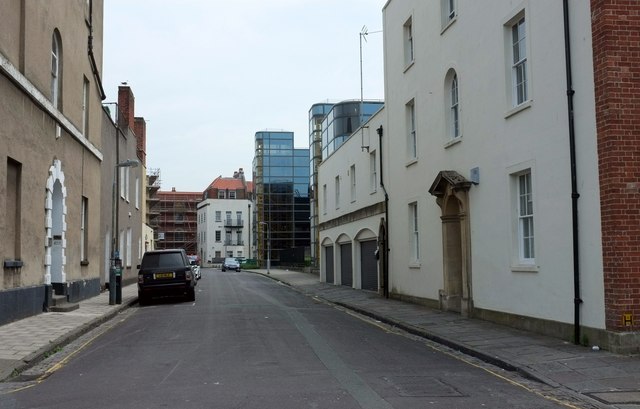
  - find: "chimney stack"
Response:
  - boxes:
[118,86,135,131]
[134,117,147,166]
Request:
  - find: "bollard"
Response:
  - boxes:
[109,266,117,305]
[116,273,122,304]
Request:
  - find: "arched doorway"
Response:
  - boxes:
[442,196,463,312]
[50,180,64,284]
[429,171,473,316]
[45,160,67,293]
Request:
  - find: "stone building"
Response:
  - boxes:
[0,1,106,324]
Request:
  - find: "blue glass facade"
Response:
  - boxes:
[321,100,383,160]
[253,131,310,265]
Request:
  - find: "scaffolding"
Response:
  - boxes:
[155,190,201,253]
[146,168,161,227]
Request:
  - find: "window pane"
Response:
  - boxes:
[518,171,534,260]
[512,26,520,62]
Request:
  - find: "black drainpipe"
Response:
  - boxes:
[88,0,107,101]
[377,125,390,298]
[563,0,582,344]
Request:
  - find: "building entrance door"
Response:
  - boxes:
[429,171,473,316]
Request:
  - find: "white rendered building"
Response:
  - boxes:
[197,171,253,265]
[318,109,387,292]
[381,0,613,347]
[318,0,640,352]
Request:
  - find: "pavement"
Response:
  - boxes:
[0,284,138,382]
[1,268,639,409]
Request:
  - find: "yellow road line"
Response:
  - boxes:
[2,316,130,395]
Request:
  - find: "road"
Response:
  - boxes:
[1,268,586,409]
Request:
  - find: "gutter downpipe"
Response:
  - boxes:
[88,0,107,101]
[377,125,390,298]
[563,0,582,344]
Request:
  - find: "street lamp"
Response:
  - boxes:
[110,158,139,305]
[259,221,270,274]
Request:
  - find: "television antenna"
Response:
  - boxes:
[359,26,382,152]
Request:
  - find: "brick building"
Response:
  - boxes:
[155,189,201,254]
[592,0,640,337]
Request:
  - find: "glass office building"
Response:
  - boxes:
[321,100,384,160]
[253,131,310,266]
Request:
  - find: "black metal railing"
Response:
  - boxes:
[224,218,244,227]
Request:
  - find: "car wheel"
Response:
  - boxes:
[138,293,147,306]
[186,288,195,302]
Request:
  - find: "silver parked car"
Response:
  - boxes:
[188,255,201,280]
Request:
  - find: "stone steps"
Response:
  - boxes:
[48,294,79,312]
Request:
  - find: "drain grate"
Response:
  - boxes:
[383,376,465,397]
[587,391,640,404]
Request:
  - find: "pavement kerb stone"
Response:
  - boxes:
[329,300,563,387]
[2,296,137,382]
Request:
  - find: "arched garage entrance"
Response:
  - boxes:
[356,228,378,291]
[322,238,334,284]
[336,234,352,287]
[340,243,353,287]
[360,240,377,291]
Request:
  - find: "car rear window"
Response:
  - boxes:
[141,252,185,268]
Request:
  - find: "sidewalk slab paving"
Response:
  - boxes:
[0,284,137,382]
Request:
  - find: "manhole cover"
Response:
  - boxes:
[588,391,640,404]
[383,376,465,397]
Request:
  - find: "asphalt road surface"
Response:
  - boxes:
[1,269,583,409]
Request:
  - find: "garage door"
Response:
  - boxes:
[325,246,334,284]
[360,240,378,291]
[340,243,352,287]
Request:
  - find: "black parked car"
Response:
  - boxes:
[222,257,241,272]
[137,249,196,305]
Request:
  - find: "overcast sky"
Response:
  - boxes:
[102,0,386,192]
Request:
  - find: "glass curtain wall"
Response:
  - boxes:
[309,103,334,267]
[254,131,310,266]
[321,100,384,160]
